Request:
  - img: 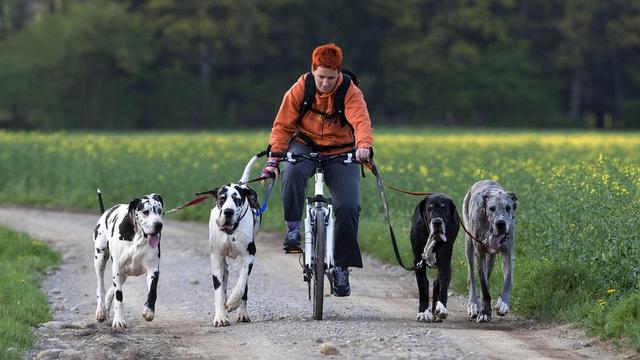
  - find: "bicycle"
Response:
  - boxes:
[269,150,358,320]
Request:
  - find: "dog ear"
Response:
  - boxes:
[480,194,488,217]
[507,192,517,211]
[151,194,164,207]
[448,198,460,228]
[208,187,221,199]
[240,187,260,209]
[126,198,141,234]
[418,197,428,225]
[128,198,141,214]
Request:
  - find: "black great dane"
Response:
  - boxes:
[410,193,460,322]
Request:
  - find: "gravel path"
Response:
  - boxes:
[0,206,631,360]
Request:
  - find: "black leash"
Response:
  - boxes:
[365,161,425,271]
[382,179,484,246]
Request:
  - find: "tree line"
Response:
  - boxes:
[0,0,639,129]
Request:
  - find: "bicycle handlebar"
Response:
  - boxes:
[268,150,360,165]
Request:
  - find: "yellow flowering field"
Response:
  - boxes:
[1,128,639,345]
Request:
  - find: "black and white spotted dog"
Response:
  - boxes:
[206,156,260,326]
[463,179,517,322]
[93,191,164,329]
[410,193,460,322]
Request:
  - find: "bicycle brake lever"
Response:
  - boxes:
[286,152,297,164]
[339,153,353,164]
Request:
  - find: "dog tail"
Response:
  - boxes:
[225,261,252,311]
[97,188,105,214]
[239,155,260,184]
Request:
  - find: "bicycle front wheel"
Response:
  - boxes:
[312,210,326,320]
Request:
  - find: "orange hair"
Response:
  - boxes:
[311,43,342,70]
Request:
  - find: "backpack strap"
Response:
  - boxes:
[334,73,352,129]
[341,69,359,87]
[299,72,316,119]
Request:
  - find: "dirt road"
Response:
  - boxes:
[0,206,630,360]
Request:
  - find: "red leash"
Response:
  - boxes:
[164,194,213,214]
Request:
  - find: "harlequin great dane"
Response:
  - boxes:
[411,193,460,322]
[93,191,164,329]
[463,179,517,322]
[206,156,260,326]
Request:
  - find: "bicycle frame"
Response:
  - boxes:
[303,168,335,281]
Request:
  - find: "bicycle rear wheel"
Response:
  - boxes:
[312,209,326,320]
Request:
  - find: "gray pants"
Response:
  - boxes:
[281,142,363,268]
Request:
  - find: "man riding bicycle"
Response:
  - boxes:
[262,43,374,297]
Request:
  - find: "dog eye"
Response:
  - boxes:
[506,206,511,212]
[158,209,163,215]
[488,206,496,212]
[143,210,150,216]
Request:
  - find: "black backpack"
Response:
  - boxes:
[293,69,359,152]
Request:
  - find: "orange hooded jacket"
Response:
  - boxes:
[268,73,373,155]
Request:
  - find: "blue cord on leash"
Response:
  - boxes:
[256,180,274,216]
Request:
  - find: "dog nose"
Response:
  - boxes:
[432,218,443,227]
[496,220,507,231]
[223,209,235,217]
[154,223,163,233]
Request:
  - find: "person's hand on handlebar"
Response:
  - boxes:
[261,157,280,179]
[355,147,371,163]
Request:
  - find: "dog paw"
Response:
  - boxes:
[236,313,251,323]
[416,311,433,322]
[111,317,127,329]
[225,302,240,312]
[467,302,479,319]
[213,314,230,327]
[476,310,492,323]
[434,301,448,320]
[96,307,108,322]
[495,297,509,316]
[142,307,155,322]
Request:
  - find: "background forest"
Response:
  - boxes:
[1,0,639,130]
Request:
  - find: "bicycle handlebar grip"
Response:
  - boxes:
[268,151,287,158]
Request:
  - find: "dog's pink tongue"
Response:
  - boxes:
[439,233,447,242]
[489,234,504,252]
[148,234,160,248]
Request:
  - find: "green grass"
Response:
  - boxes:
[1,128,639,349]
[0,226,61,360]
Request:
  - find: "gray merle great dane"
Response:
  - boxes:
[206,156,261,326]
[463,180,517,322]
[93,192,164,329]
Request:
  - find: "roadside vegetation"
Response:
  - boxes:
[0,226,60,360]
[1,129,638,349]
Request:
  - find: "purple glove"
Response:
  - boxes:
[261,159,280,179]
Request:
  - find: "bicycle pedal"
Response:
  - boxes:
[284,247,303,254]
